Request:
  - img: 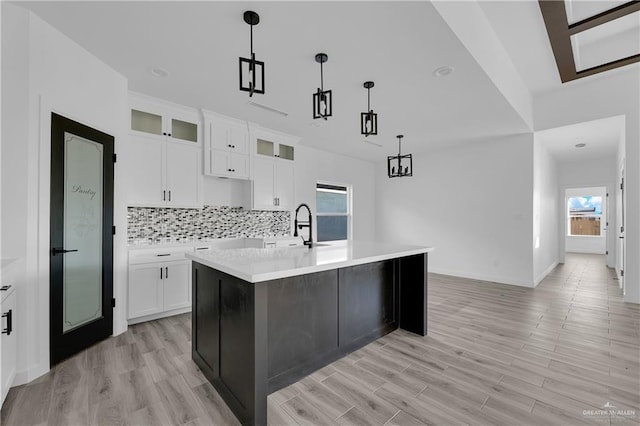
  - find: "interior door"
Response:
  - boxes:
[50,113,114,366]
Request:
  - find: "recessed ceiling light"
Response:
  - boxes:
[433,65,455,77]
[575,143,587,148]
[150,67,170,78]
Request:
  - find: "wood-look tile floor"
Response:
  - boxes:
[2,253,638,425]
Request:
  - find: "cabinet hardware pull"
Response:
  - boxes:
[165,267,168,278]
[163,190,166,201]
[163,132,167,136]
[0,285,11,291]
[196,247,208,250]
[156,253,171,257]
[228,144,232,148]
[228,168,232,172]
[160,267,163,279]
[168,190,171,201]
[2,309,12,335]
[168,133,172,137]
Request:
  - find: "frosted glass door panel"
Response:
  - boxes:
[256,139,274,157]
[131,109,163,135]
[63,133,103,333]
[279,144,295,161]
[171,118,198,142]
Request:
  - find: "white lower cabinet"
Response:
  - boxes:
[128,264,164,318]
[128,248,191,322]
[1,285,16,406]
[162,261,190,311]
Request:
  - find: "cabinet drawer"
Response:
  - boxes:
[129,247,192,264]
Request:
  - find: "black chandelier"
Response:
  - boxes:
[360,81,378,136]
[313,53,332,120]
[387,135,413,178]
[239,11,264,96]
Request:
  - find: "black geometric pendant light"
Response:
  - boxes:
[360,81,378,136]
[239,11,264,96]
[387,135,413,178]
[313,53,332,120]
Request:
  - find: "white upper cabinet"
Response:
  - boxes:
[130,92,201,145]
[123,93,202,207]
[203,111,250,180]
[251,128,298,211]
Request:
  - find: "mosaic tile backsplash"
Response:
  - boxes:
[127,206,291,244]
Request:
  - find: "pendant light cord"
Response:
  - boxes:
[320,60,324,92]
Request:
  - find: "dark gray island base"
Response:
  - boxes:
[191,253,427,426]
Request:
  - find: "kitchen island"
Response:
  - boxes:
[187,241,433,426]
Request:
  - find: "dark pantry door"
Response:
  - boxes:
[50,113,114,366]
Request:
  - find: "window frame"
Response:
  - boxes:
[567,194,603,237]
[315,181,352,242]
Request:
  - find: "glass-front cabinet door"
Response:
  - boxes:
[255,138,294,161]
[256,139,275,157]
[278,143,294,161]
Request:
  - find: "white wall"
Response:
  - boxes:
[295,146,376,242]
[533,137,559,284]
[375,133,535,287]
[1,3,128,384]
[564,186,608,255]
[535,68,639,304]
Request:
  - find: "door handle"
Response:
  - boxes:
[2,309,12,335]
[52,248,78,256]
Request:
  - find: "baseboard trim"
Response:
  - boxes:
[534,261,559,287]
[13,363,50,387]
[127,307,191,325]
[429,268,534,288]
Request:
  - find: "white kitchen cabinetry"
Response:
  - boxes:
[124,93,202,208]
[203,111,251,180]
[251,129,297,211]
[1,284,16,406]
[128,248,191,323]
[130,92,201,145]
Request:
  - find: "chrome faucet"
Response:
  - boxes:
[293,203,313,248]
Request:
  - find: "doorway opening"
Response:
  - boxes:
[565,186,607,255]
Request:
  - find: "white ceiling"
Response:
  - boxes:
[536,115,623,163]
[16,1,533,162]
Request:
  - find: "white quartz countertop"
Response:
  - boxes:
[186,240,433,283]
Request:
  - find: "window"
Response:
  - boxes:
[316,183,350,241]
[568,195,602,236]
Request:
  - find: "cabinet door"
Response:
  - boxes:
[128,264,163,319]
[228,125,249,155]
[275,161,295,210]
[252,156,276,210]
[163,261,191,311]
[1,290,16,404]
[229,153,250,179]
[210,121,230,152]
[210,150,231,177]
[123,134,165,206]
[277,143,295,161]
[165,144,201,207]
